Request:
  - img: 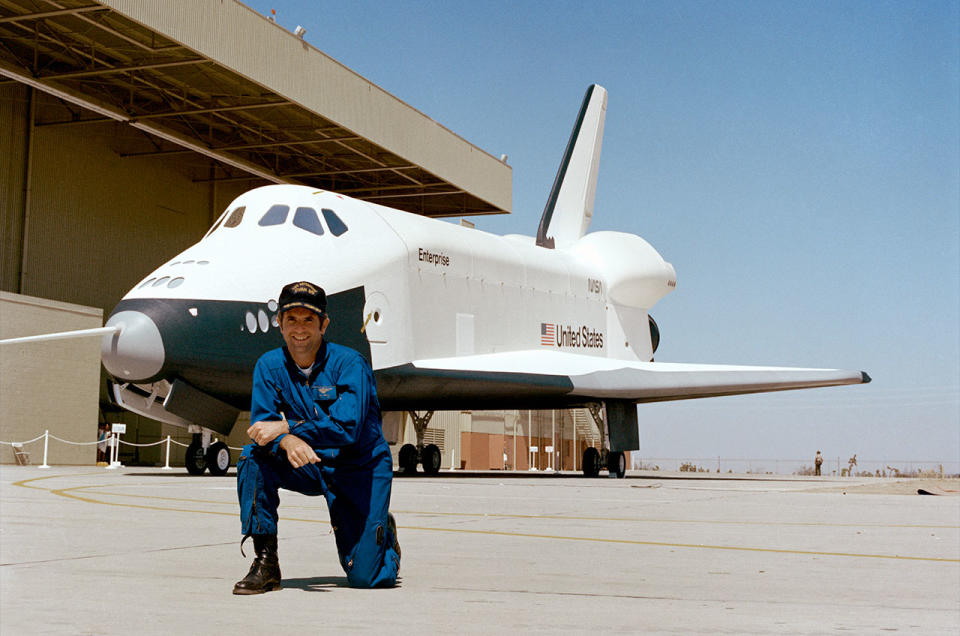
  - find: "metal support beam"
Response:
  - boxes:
[39,58,205,80]
[587,403,607,454]
[338,182,448,195]
[46,0,175,53]
[0,6,108,24]
[407,410,434,448]
[132,100,288,120]
[281,164,416,178]
[362,189,464,200]
[217,136,361,152]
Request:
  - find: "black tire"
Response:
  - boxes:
[185,441,207,475]
[608,451,626,478]
[398,443,418,474]
[422,444,442,475]
[206,441,231,476]
[582,447,601,477]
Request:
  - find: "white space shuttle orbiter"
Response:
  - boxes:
[3,85,869,476]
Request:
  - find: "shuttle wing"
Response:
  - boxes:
[375,350,869,410]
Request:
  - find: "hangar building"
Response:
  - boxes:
[0,0,600,469]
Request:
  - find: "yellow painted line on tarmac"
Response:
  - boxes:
[392,509,960,530]
[67,485,236,507]
[35,482,958,531]
[399,525,960,563]
[48,485,326,526]
[12,475,324,524]
[12,474,958,564]
[12,472,103,489]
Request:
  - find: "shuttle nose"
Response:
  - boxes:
[101,310,165,381]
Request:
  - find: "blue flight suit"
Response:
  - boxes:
[237,341,399,588]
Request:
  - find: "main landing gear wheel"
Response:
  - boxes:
[185,440,207,475]
[206,441,231,476]
[608,451,626,479]
[421,444,442,476]
[398,443,418,474]
[582,447,601,478]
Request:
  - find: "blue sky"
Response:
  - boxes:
[246,0,959,465]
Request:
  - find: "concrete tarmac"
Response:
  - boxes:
[1,466,958,634]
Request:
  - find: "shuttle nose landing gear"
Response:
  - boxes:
[184,428,232,475]
[397,411,441,475]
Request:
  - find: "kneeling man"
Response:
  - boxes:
[234,281,399,594]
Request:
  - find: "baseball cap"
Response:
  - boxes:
[278,281,326,316]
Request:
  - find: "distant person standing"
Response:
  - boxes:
[97,424,109,465]
[814,450,823,476]
[848,453,857,477]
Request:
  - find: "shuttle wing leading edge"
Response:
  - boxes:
[378,350,869,410]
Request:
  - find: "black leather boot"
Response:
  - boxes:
[388,512,401,560]
[233,534,282,595]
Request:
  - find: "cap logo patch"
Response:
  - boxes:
[290,282,318,294]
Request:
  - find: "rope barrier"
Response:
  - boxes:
[48,434,101,446]
[0,430,245,470]
[0,434,236,449]
[117,439,167,448]
[5,432,248,453]
[0,434,47,446]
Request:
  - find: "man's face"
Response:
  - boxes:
[279,307,328,362]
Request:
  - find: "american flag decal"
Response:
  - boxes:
[540,323,556,346]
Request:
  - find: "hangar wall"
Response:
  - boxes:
[6,91,252,310]
[0,84,255,463]
[0,292,101,465]
[0,84,29,291]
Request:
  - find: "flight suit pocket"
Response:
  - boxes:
[310,385,338,416]
[312,385,337,402]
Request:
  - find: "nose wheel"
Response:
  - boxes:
[184,431,232,475]
[185,438,207,475]
[206,441,231,476]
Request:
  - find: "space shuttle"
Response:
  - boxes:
[2,85,869,477]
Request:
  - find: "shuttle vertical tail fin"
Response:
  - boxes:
[535,84,607,249]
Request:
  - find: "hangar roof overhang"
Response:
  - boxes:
[0,0,512,218]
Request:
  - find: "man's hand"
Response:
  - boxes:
[278,434,320,469]
[247,419,289,446]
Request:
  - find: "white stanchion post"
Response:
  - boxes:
[39,430,50,469]
[162,435,172,470]
[106,432,117,469]
[106,432,121,469]
[107,424,126,469]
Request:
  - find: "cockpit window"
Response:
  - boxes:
[258,205,290,226]
[293,207,325,235]
[322,208,348,236]
[224,206,246,228]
